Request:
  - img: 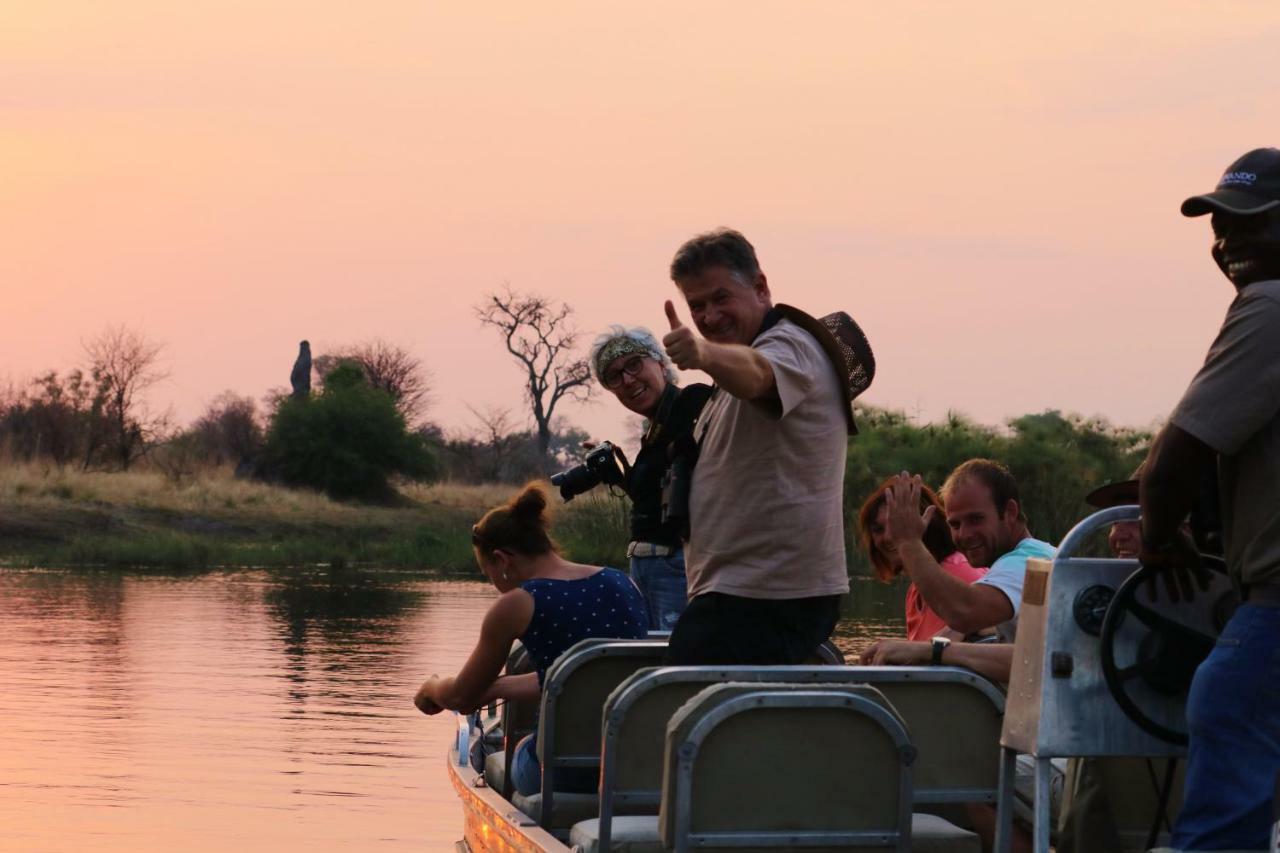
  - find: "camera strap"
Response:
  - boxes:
[643,384,682,447]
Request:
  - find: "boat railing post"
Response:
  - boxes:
[993,746,1016,853]
[1033,757,1052,853]
[455,712,470,767]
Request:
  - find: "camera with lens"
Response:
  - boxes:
[550,441,630,502]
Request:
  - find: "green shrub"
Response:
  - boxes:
[260,363,438,502]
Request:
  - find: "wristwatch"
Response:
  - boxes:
[930,636,952,666]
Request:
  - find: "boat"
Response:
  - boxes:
[446,508,1235,852]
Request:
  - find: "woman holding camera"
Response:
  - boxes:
[589,326,712,630]
[412,483,648,795]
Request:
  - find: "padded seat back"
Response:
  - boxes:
[602,666,866,811]
[541,640,669,763]
[533,640,669,826]
[498,642,539,799]
[866,679,1002,803]
[659,682,915,852]
[601,666,1002,814]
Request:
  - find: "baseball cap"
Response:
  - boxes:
[1181,147,1280,217]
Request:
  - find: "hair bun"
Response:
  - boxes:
[511,483,549,521]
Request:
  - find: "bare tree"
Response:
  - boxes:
[312,339,432,425]
[344,339,431,424]
[82,325,169,470]
[460,404,536,482]
[475,286,594,467]
[191,391,263,465]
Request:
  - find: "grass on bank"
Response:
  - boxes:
[0,463,629,572]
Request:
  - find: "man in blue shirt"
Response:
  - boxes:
[881,459,1055,642]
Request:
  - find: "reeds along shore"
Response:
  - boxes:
[0,402,1144,575]
[0,463,632,572]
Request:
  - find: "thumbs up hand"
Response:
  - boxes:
[664,300,683,331]
[662,300,704,370]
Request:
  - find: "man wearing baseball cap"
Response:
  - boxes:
[1140,148,1280,851]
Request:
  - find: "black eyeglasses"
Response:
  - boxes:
[602,355,647,389]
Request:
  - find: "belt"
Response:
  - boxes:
[1243,582,1280,607]
[627,541,676,559]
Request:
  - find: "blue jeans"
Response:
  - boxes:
[1171,603,1280,851]
[510,734,597,797]
[630,550,689,631]
[510,734,542,797]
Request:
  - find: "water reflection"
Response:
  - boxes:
[0,568,906,852]
[833,576,908,657]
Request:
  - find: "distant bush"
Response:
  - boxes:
[0,370,109,468]
[259,363,438,501]
[0,326,169,471]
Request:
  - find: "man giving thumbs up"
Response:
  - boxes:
[662,297,778,402]
[661,228,850,666]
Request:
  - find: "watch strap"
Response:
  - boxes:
[930,637,949,666]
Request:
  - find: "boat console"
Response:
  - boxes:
[995,506,1238,853]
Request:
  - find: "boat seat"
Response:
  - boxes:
[581,665,1003,852]
[491,638,665,801]
[530,639,669,830]
[569,816,665,853]
[569,812,979,853]
[657,682,917,851]
[497,642,539,799]
[513,790,600,829]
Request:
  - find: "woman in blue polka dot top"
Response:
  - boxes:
[413,482,648,794]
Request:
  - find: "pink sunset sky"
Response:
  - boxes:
[3,2,1276,446]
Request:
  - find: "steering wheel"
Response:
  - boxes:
[1098,558,1231,745]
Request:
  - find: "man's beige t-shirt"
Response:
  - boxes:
[685,317,850,599]
[1170,279,1280,588]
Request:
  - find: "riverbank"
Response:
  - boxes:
[0,464,630,571]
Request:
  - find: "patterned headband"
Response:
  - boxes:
[594,337,652,381]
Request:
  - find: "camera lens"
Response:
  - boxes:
[550,463,601,501]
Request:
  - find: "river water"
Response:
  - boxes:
[0,567,905,852]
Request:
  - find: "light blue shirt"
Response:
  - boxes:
[974,536,1056,641]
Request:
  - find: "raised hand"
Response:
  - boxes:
[662,300,704,371]
[883,471,933,548]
